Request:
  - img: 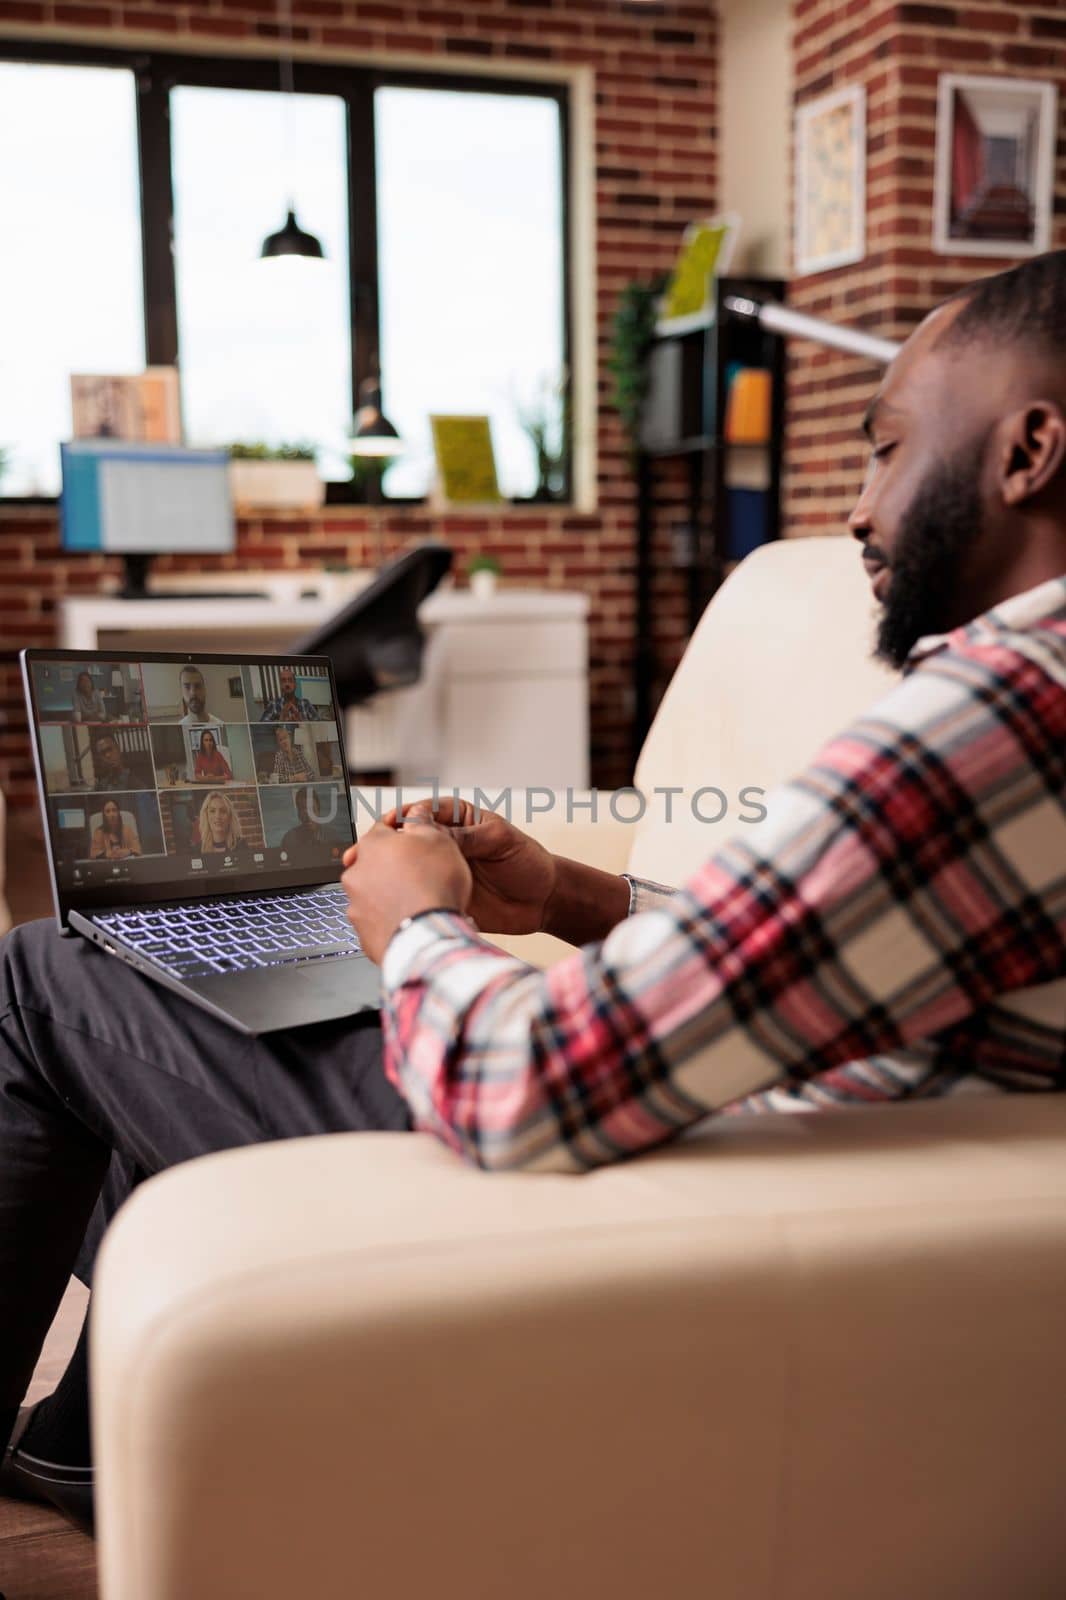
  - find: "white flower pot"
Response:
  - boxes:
[229,459,325,512]
[470,569,498,600]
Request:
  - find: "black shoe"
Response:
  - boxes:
[0,1404,94,1538]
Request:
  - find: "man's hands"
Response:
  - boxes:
[341,798,557,963]
[341,816,473,964]
[401,797,559,936]
[341,796,632,964]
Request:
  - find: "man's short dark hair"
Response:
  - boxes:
[938,249,1066,359]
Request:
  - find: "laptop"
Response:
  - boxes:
[21,648,381,1034]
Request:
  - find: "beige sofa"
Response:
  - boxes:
[91,538,1066,1599]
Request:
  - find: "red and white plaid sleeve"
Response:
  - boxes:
[380,610,1066,1172]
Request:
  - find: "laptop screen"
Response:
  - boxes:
[22,651,357,913]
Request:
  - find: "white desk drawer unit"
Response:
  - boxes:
[57,582,591,792]
[442,619,586,677]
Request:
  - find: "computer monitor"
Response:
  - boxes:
[60,440,235,599]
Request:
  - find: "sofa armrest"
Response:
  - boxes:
[93,1097,1066,1600]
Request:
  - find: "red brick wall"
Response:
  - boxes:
[0,0,718,807]
[786,0,1066,539]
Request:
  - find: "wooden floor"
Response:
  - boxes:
[0,1504,97,1600]
[3,811,99,1599]
[1,1284,97,1600]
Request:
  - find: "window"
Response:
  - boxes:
[376,88,565,499]
[0,47,571,503]
[170,86,353,479]
[0,62,145,496]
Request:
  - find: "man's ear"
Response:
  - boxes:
[1000,400,1066,507]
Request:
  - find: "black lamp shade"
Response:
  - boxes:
[260,208,325,261]
[349,378,402,456]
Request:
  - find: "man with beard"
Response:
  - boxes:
[177,664,215,728]
[2,256,1064,1529]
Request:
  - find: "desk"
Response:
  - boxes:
[58,583,590,790]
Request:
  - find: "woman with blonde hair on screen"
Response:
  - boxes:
[196,790,251,862]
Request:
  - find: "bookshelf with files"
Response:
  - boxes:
[634,274,786,758]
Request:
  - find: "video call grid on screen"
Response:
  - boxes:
[26,654,356,894]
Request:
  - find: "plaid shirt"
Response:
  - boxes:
[381,577,1066,1172]
[260,696,320,722]
[272,749,315,783]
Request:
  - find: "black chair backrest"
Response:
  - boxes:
[295,543,453,707]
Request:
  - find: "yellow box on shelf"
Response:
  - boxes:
[724,368,772,445]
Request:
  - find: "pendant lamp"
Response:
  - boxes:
[259,0,325,261]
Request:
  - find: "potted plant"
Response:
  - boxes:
[467,554,501,600]
[518,373,570,502]
[228,442,325,512]
[607,277,668,464]
[348,454,388,506]
[318,562,367,607]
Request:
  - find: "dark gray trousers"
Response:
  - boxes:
[0,919,405,1452]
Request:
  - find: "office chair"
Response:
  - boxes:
[295,544,453,707]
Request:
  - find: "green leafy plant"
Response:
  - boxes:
[607,276,668,461]
[517,372,570,501]
[347,455,387,502]
[467,554,501,577]
[227,441,317,462]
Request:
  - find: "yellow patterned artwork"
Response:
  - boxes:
[660,214,739,327]
[795,85,866,276]
[430,415,502,504]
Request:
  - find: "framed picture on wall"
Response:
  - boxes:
[932,74,1056,257]
[794,85,866,276]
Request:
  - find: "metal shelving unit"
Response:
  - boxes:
[633,275,787,760]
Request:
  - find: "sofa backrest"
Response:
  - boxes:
[626,535,896,886]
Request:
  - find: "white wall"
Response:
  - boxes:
[718,0,791,277]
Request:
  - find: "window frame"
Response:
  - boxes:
[0,40,573,507]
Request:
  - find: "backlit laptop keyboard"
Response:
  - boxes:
[94,885,361,980]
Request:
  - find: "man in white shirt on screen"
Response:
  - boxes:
[178,664,215,728]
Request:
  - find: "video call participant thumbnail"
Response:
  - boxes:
[193,728,233,783]
[248,662,333,724]
[159,788,265,867]
[270,724,315,783]
[90,798,142,861]
[151,723,254,789]
[251,723,315,784]
[46,792,165,871]
[260,782,351,865]
[31,660,145,724]
[72,671,107,724]
[91,731,153,792]
[197,790,261,867]
[179,665,212,727]
[141,663,247,729]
